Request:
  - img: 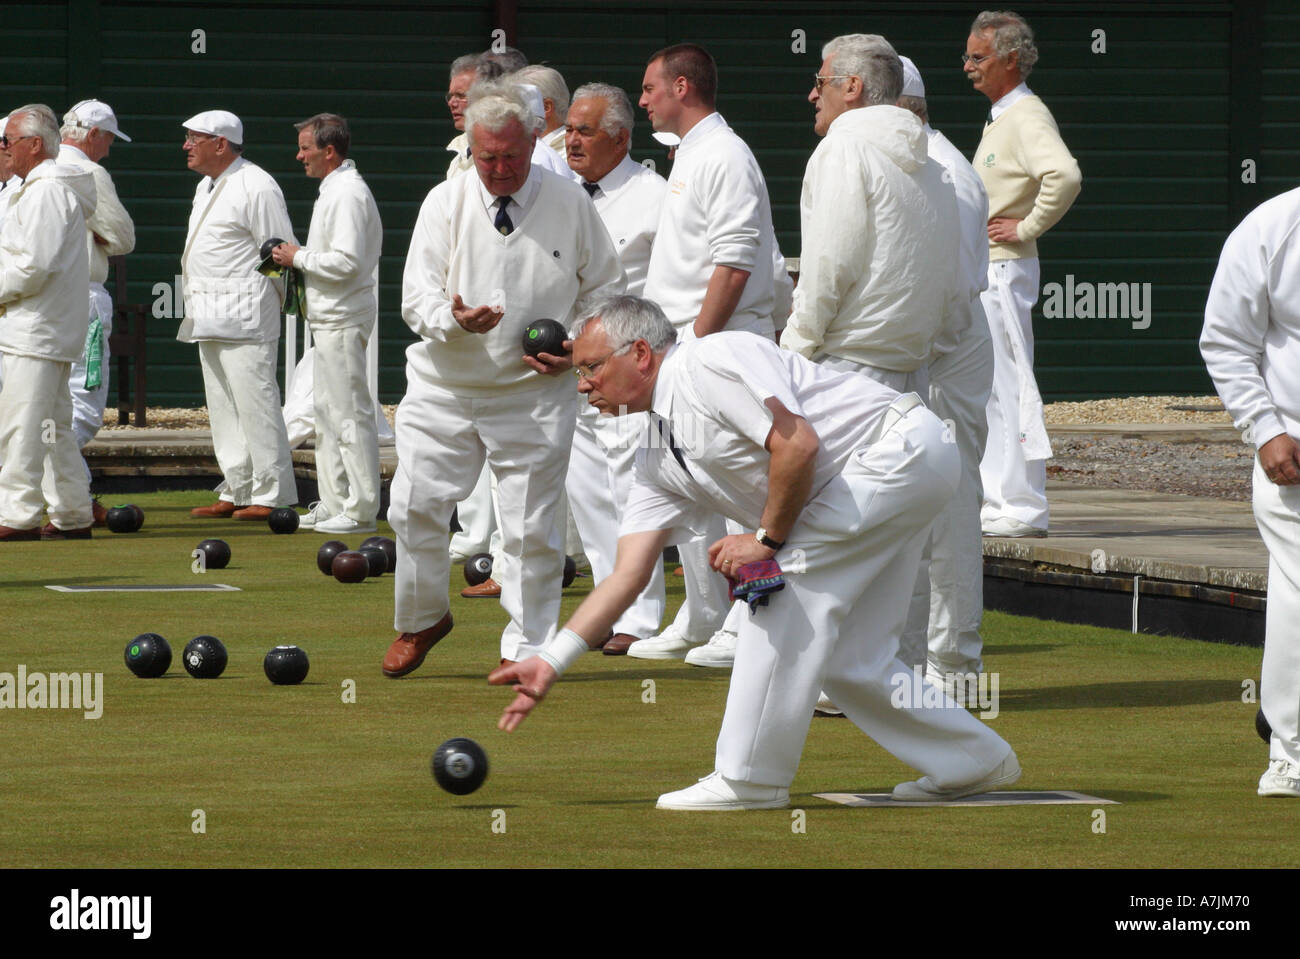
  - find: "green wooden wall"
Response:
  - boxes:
[2,0,1290,402]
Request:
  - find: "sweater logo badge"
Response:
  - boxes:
[553,250,560,258]
[983,153,996,168]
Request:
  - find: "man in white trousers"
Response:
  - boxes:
[564,82,668,654]
[179,109,298,521]
[1201,185,1300,798]
[965,10,1081,537]
[386,80,623,676]
[270,112,382,536]
[895,57,996,693]
[632,42,782,664]
[784,36,960,711]
[489,295,1020,809]
[0,105,97,541]
[54,99,135,520]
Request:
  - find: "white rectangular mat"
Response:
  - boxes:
[814,790,1118,808]
[46,584,242,592]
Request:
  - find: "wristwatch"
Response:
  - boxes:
[755,528,784,551]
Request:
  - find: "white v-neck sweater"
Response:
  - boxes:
[402,166,625,395]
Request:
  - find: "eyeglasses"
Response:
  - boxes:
[961,53,993,65]
[813,74,854,91]
[574,341,634,380]
[0,134,35,149]
[445,92,469,104]
[183,132,217,145]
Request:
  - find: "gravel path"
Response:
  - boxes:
[103,395,1257,502]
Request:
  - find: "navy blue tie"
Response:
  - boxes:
[651,413,692,477]
[494,196,514,236]
[583,181,599,197]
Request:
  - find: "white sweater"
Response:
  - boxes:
[643,113,777,338]
[402,165,625,396]
[784,106,959,372]
[58,143,135,286]
[0,160,97,362]
[292,160,382,329]
[1202,186,1300,450]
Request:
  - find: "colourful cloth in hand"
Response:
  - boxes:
[728,559,785,612]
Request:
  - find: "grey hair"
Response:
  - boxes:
[972,10,1039,78]
[514,65,570,119]
[450,53,482,82]
[571,82,634,137]
[572,295,677,352]
[11,104,61,158]
[59,109,93,144]
[464,80,535,143]
[484,46,528,73]
[896,94,928,123]
[821,34,903,106]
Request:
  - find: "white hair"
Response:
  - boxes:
[821,34,903,106]
[572,295,676,351]
[464,80,535,144]
[10,104,61,158]
[513,65,570,119]
[570,83,634,137]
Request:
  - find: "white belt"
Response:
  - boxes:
[870,391,924,443]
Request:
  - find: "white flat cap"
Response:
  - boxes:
[900,56,925,99]
[516,83,546,125]
[66,99,131,142]
[182,110,243,146]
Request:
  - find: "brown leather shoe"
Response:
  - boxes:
[191,501,239,518]
[603,632,641,656]
[41,523,92,540]
[0,525,40,542]
[383,612,453,678]
[91,499,107,528]
[460,577,502,598]
[233,505,274,520]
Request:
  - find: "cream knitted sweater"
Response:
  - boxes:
[973,95,1081,261]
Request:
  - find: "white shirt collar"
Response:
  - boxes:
[990,82,1032,121]
[677,112,726,153]
[319,158,355,192]
[588,153,639,196]
[475,162,541,220]
[59,143,90,163]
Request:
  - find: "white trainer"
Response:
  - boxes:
[1258,759,1300,797]
[626,624,703,660]
[297,501,331,531]
[892,750,1022,802]
[982,516,1047,538]
[313,514,378,535]
[683,628,737,668]
[656,771,789,811]
[814,690,844,717]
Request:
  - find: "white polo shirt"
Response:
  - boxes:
[621,332,898,539]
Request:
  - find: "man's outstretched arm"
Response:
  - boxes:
[489,527,671,731]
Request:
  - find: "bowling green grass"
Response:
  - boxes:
[0,490,1284,870]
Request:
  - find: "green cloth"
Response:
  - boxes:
[83,317,103,390]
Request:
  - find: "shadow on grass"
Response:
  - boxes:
[983,643,1064,655]
[997,679,1241,710]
